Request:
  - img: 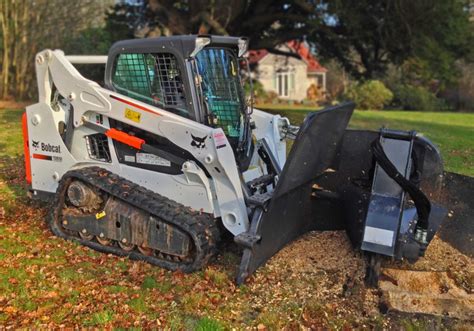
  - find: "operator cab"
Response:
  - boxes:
[104,35,253,166]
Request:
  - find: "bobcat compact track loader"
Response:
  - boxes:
[22,35,469,284]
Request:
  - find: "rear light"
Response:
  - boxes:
[22,112,32,184]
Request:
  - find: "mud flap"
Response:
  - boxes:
[236,102,356,284]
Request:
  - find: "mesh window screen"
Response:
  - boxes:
[196,49,244,138]
[112,53,188,114]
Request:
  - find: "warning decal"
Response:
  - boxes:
[124,108,141,123]
[213,131,227,149]
[136,153,171,167]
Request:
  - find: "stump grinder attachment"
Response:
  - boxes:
[23,35,471,285]
[235,102,451,284]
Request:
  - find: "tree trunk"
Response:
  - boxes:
[0,0,11,99]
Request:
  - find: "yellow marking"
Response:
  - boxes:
[231,61,237,76]
[95,211,106,219]
[124,108,141,123]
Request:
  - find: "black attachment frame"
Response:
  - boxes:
[235,102,355,284]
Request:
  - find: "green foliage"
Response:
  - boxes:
[195,317,225,331]
[244,79,267,104]
[103,3,136,42]
[346,80,393,110]
[393,84,447,111]
[308,0,472,84]
[141,276,159,290]
[128,297,148,313]
[85,310,115,326]
[60,3,136,85]
[0,108,24,157]
[60,2,136,56]
[410,0,473,86]
[456,60,474,111]
[205,268,228,286]
[324,59,348,101]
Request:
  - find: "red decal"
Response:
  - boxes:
[32,154,52,160]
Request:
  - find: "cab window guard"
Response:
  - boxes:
[112,53,189,116]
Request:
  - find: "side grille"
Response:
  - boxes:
[85,133,111,162]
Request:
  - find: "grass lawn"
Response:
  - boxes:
[261,106,474,177]
[0,107,472,328]
[0,109,26,212]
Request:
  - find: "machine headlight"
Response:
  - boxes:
[238,38,249,57]
[190,36,211,57]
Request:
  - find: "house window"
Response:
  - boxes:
[316,73,324,87]
[276,71,290,97]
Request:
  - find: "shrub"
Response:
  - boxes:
[325,59,349,101]
[263,91,280,105]
[393,84,445,111]
[346,80,393,110]
[244,79,268,104]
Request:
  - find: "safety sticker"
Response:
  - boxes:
[124,108,141,123]
[363,226,394,247]
[124,155,136,163]
[213,131,227,149]
[136,153,171,167]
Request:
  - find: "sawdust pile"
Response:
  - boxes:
[245,230,473,328]
[247,231,381,327]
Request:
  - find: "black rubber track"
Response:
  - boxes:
[48,167,220,272]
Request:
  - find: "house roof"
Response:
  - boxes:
[248,41,327,73]
[248,49,269,64]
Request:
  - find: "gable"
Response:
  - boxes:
[259,51,307,68]
[248,41,327,74]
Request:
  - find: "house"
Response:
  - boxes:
[248,41,327,101]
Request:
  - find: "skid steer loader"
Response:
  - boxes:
[22,35,471,284]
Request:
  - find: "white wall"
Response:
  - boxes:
[255,52,325,101]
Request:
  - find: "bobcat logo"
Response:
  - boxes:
[190,134,207,149]
[32,140,39,149]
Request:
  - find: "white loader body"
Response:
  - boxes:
[25,50,288,236]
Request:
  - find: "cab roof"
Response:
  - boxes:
[108,35,244,59]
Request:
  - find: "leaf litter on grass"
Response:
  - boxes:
[0,155,472,329]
